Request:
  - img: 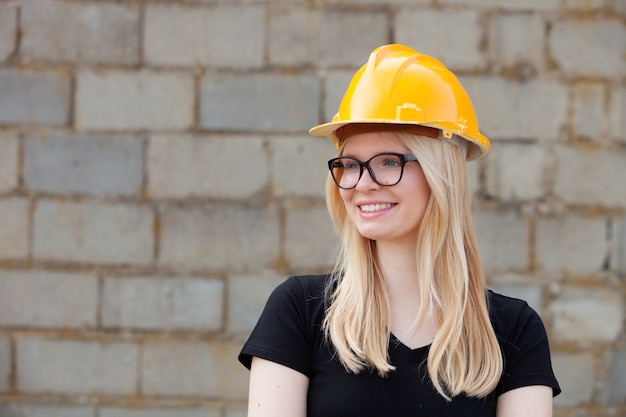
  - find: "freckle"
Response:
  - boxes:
[257,403,261,407]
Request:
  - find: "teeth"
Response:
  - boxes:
[360,203,393,212]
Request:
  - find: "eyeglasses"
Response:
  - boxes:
[327,152,418,190]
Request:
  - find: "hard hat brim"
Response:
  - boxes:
[309,120,489,161]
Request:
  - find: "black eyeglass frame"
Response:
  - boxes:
[327,152,418,190]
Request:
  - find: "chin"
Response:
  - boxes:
[355,227,391,242]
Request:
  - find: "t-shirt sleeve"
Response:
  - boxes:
[493,295,561,397]
[238,276,315,378]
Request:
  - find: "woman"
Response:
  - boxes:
[239,44,560,417]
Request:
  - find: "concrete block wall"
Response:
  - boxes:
[0,0,624,415]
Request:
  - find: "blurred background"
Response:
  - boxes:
[0,0,625,416]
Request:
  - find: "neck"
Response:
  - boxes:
[375,240,419,295]
[376,239,438,348]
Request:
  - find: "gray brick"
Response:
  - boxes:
[549,287,623,342]
[76,70,194,130]
[0,405,94,417]
[21,2,139,65]
[549,18,626,77]
[0,270,97,328]
[315,11,388,69]
[536,215,607,273]
[24,133,143,196]
[0,4,17,60]
[395,10,483,71]
[438,0,559,9]
[571,83,608,140]
[484,143,547,201]
[615,217,626,274]
[268,8,313,67]
[200,74,319,132]
[228,272,283,333]
[554,145,626,207]
[102,276,223,331]
[0,69,70,125]
[197,0,270,2]
[0,134,19,192]
[609,84,625,143]
[33,201,153,265]
[488,279,543,316]
[225,409,247,417]
[565,0,604,9]
[0,333,8,392]
[322,0,428,3]
[460,77,568,141]
[269,135,335,198]
[552,352,594,406]
[487,14,544,68]
[285,205,337,270]
[323,71,353,122]
[472,208,529,272]
[145,5,263,68]
[0,198,29,260]
[101,408,219,417]
[147,134,268,199]
[17,337,138,394]
[467,159,482,197]
[142,341,248,399]
[600,347,626,405]
[159,205,279,270]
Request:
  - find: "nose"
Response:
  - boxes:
[355,166,381,190]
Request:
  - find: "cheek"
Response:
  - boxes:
[414,184,431,206]
[400,171,431,208]
[420,179,432,200]
[338,189,356,217]
[339,188,352,205]
[410,167,431,198]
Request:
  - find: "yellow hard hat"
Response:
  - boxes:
[309,44,489,161]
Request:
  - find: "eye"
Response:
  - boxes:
[381,156,402,167]
[343,159,360,171]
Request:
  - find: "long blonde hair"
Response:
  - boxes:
[323,133,503,400]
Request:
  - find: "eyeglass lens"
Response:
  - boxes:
[329,153,410,189]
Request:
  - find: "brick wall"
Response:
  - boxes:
[0,0,624,415]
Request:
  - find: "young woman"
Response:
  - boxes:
[239,44,560,417]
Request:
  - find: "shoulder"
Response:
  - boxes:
[487,290,562,396]
[487,290,533,320]
[488,290,540,331]
[265,274,329,324]
[487,289,548,353]
[271,274,328,302]
[238,274,329,374]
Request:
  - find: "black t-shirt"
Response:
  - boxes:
[239,274,560,417]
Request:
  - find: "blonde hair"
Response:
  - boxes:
[323,133,503,400]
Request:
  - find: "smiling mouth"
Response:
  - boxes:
[359,203,395,213]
